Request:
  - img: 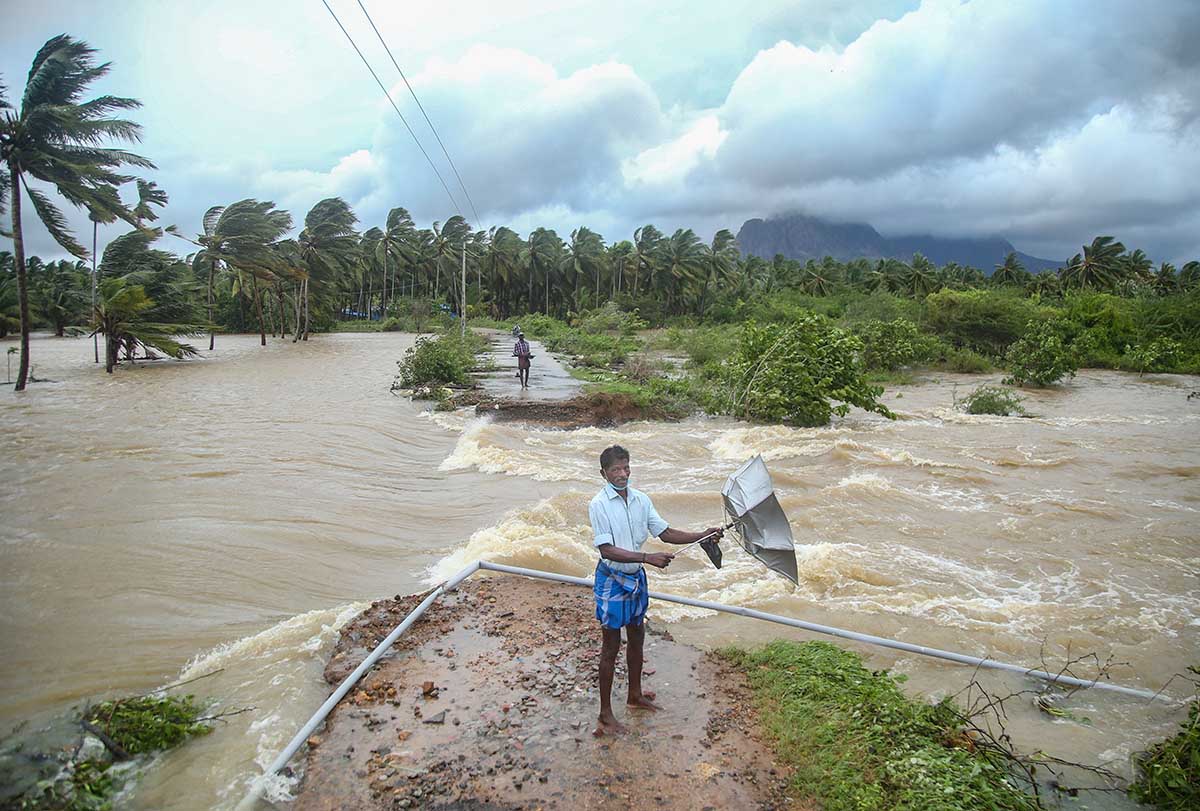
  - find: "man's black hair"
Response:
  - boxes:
[599,444,630,470]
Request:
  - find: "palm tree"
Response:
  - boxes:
[33,259,87,336]
[1151,263,1177,296]
[296,197,359,340]
[561,226,605,310]
[93,226,206,372]
[1121,248,1153,285]
[902,254,938,298]
[1060,236,1125,291]
[524,227,562,315]
[696,229,739,314]
[632,225,664,298]
[177,199,292,349]
[1180,261,1200,291]
[429,216,471,308]
[132,179,167,226]
[992,252,1026,286]
[660,229,705,314]
[485,226,523,317]
[607,240,634,299]
[382,207,417,313]
[1026,272,1062,299]
[1,35,152,390]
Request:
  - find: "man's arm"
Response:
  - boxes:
[597,543,673,569]
[658,526,724,545]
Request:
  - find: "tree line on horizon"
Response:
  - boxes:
[4,34,1199,390]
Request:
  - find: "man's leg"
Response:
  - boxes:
[595,626,625,735]
[625,622,661,710]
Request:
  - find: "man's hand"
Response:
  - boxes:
[643,552,674,569]
[704,526,725,541]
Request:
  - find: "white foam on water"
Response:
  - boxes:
[438,418,581,481]
[425,494,596,583]
[708,425,856,462]
[155,602,367,808]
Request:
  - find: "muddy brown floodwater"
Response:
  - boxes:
[1,332,1197,810]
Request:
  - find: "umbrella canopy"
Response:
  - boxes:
[721,455,799,585]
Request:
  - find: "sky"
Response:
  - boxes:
[3,0,1199,266]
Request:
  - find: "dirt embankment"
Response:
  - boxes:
[462,392,665,429]
[291,577,803,810]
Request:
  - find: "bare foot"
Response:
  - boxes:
[626,693,662,711]
[593,714,626,737]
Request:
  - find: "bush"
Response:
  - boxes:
[924,289,1047,356]
[395,332,483,389]
[841,291,923,327]
[1004,319,1077,387]
[940,345,992,373]
[957,385,1025,416]
[1129,674,1199,810]
[1125,337,1183,375]
[725,316,895,426]
[572,301,647,336]
[853,318,939,370]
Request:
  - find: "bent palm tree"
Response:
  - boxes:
[1060,236,1125,291]
[297,197,359,340]
[1,34,152,390]
[176,199,292,348]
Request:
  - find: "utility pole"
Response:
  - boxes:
[92,218,99,363]
[461,243,467,338]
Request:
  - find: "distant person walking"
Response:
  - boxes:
[511,324,522,379]
[512,331,532,388]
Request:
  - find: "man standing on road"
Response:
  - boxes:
[588,444,723,736]
[512,331,532,388]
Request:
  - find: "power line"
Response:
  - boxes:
[356,0,482,228]
[320,0,462,217]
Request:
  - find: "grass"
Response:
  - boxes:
[722,641,1038,811]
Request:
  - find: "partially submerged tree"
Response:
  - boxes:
[1,34,152,389]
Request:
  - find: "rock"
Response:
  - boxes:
[307,735,322,748]
[423,710,447,724]
[422,681,437,696]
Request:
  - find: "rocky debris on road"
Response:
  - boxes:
[291,577,804,811]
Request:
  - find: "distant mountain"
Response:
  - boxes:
[736,213,1061,274]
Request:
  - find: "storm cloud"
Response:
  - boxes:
[3,0,1199,264]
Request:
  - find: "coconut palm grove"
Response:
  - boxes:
[3,35,1199,395]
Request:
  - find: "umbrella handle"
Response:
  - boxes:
[669,521,736,558]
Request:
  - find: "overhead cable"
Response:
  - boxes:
[357,0,482,227]
[320,0,462,216]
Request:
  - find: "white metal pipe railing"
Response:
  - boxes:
[237,559,1165,809]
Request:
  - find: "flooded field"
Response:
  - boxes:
[1,332,1197,808]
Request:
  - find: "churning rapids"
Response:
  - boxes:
[1,332,1197,809]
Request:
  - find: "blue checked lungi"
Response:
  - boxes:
[594,559,649,629]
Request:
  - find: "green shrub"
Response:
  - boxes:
[1129,674,1199,811]
[725,316,895,426]
[572,301,647,336]
[1004,319,1077,387]
[680,326,738,367]
[941,345,992,373]
[924,289,1046,356]
[853,318,939,370]
[841,291,924,326]
[725,641,1038,811]
[395,333,483,389]
[1125,337,1183,375]
[958,385,1025,416]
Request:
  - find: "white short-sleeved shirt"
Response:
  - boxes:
[588,483,669,574]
